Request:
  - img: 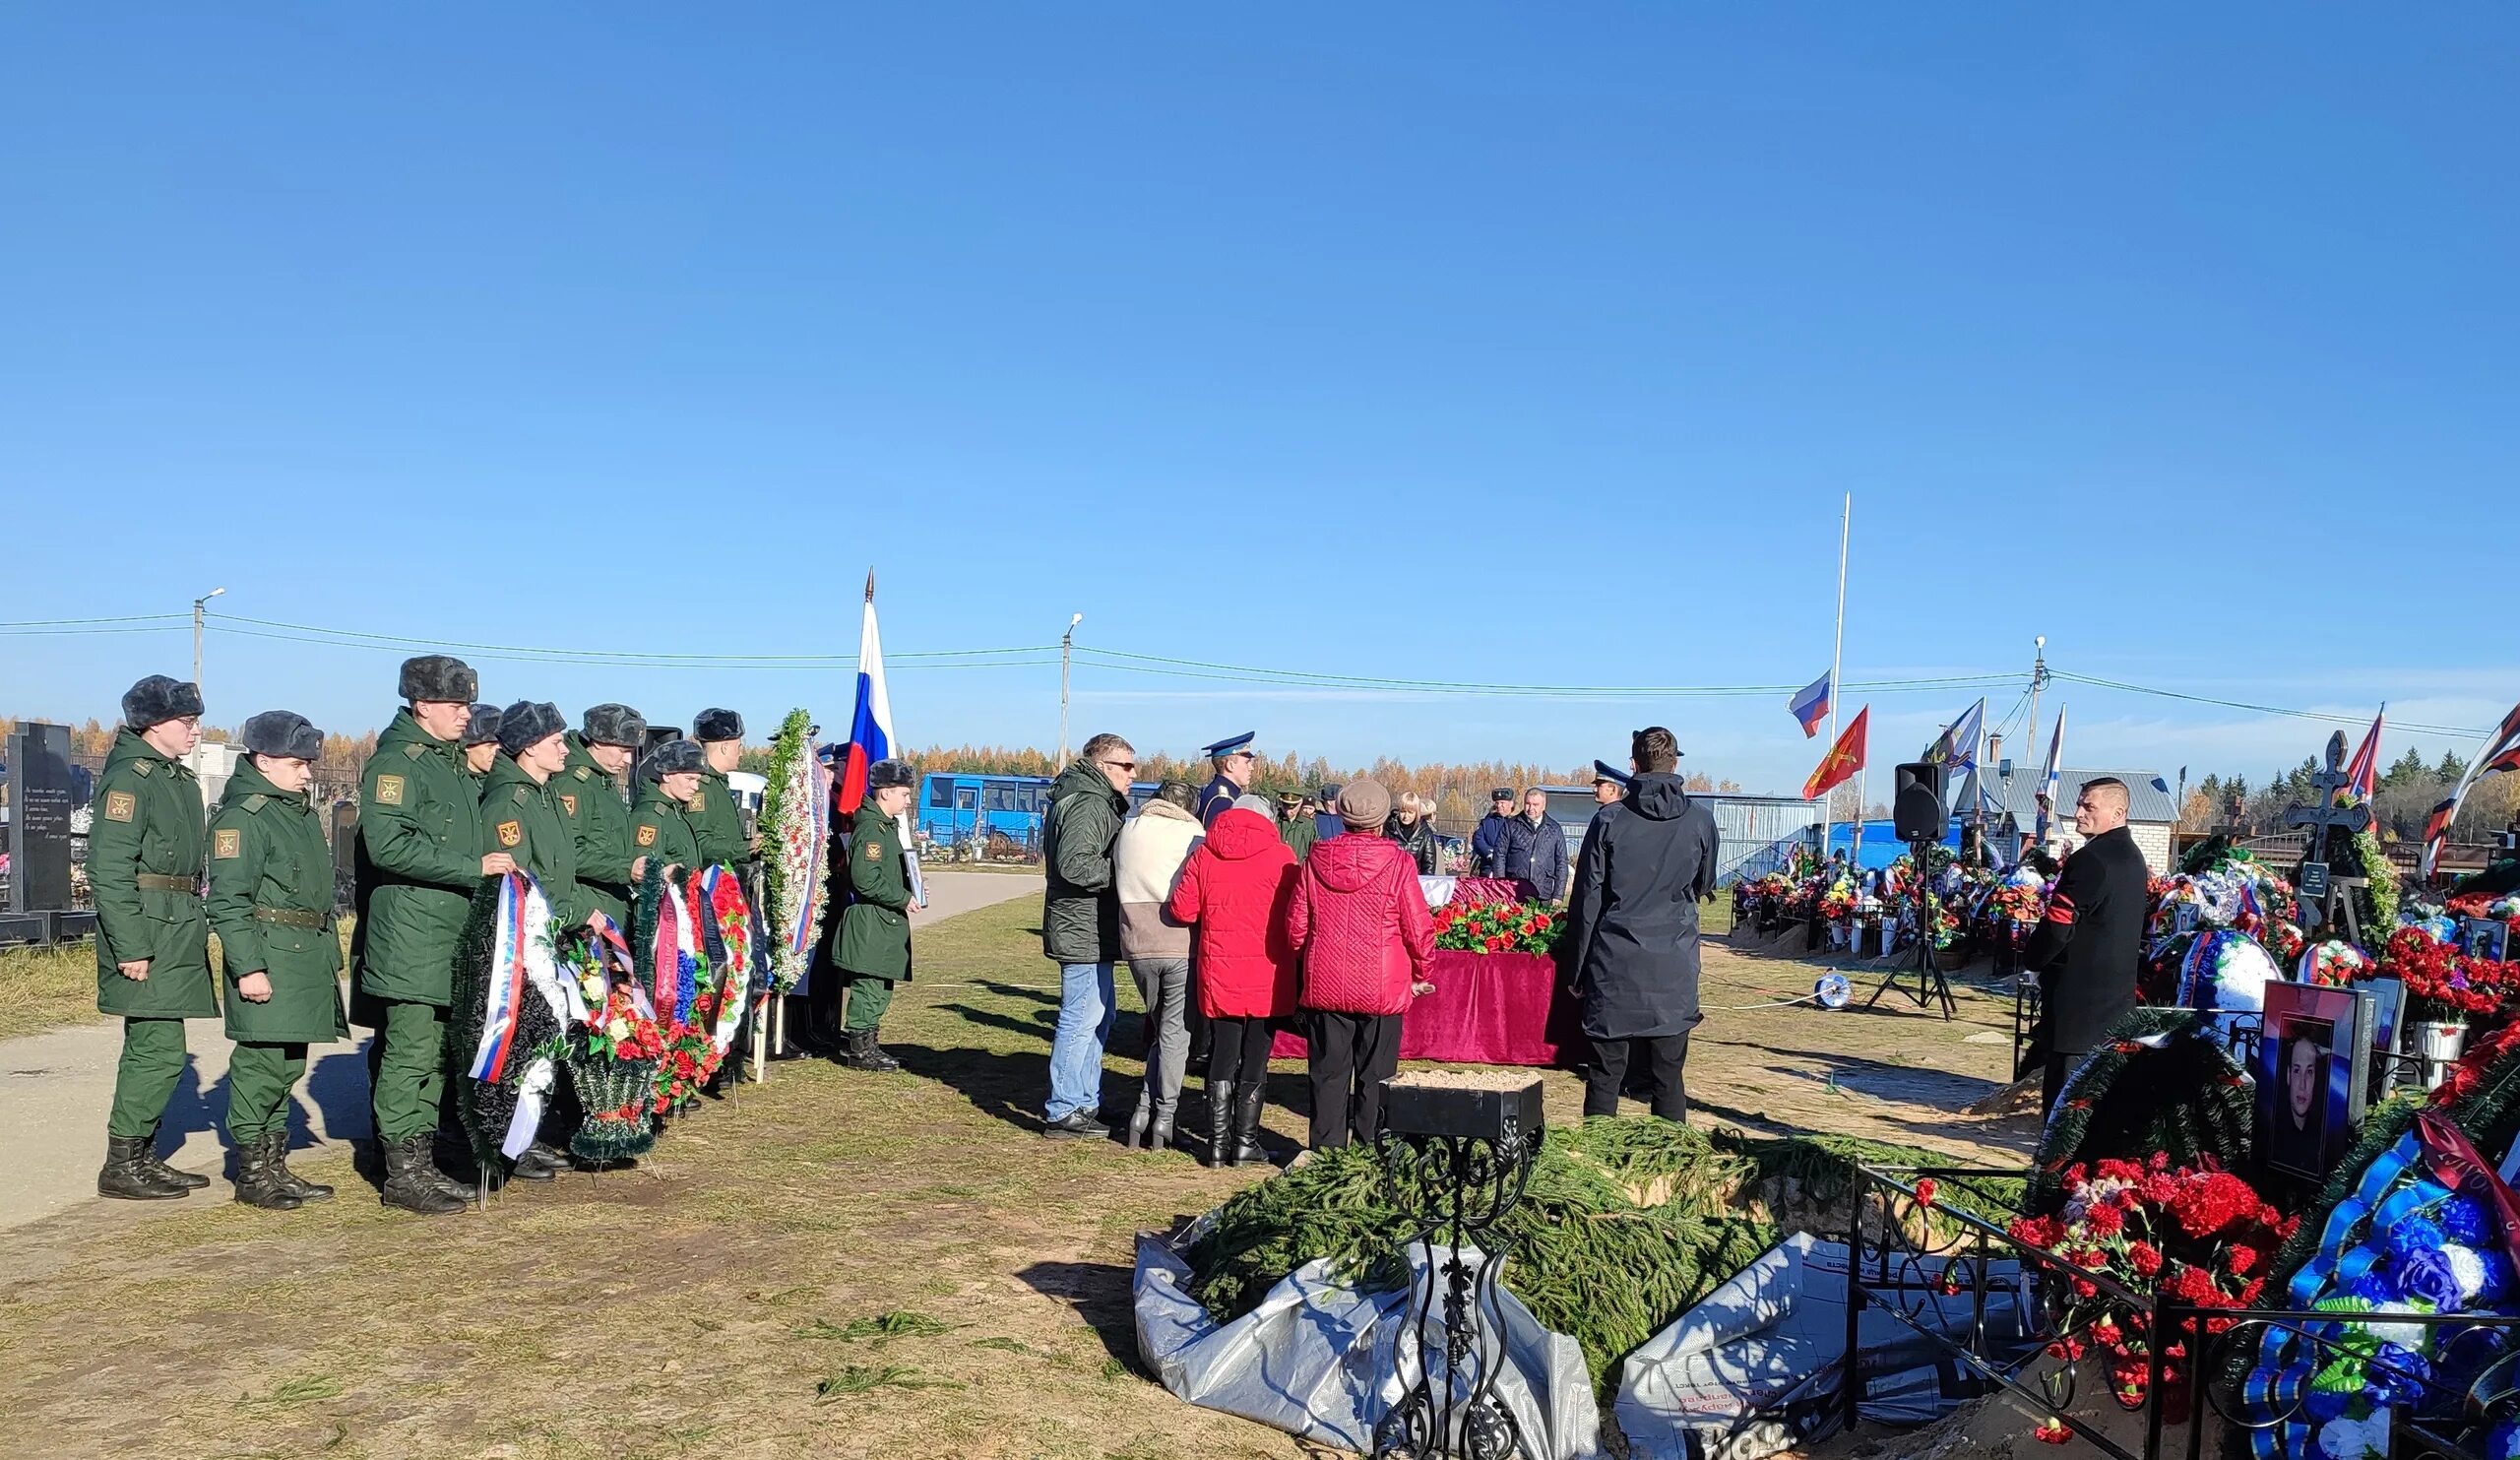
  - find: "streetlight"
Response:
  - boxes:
[1058,612,1084,768]
[192,587,226,690]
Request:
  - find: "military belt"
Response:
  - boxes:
[252,907,331,930]
[135,873,197,892]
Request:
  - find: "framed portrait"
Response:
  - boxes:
[2257,980,2374,1181]
[2174,902,2201,935]
[2463,919,2511,964]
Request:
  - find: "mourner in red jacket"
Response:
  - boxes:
[1288,779,1433,1152]
[1167,795,1298,1167]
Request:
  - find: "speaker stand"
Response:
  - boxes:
[1862,838,1958,1020]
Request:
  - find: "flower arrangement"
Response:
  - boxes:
[2381,925,2515,1023]
[2007,1155,2295,1422]
[1990,882,2047,925]
[1432,899,1562,954]
[2298,939,2373,988]
[757,708,832,995]
[563,928,662,1162]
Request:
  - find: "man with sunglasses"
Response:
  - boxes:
[2024,777,2149,1113]
[1040,732,1136,1138]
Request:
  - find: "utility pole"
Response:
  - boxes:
[192,587,226,691]
[2026,635,2048,761]
[1823,494,1849,862]
[1057,612,1083,768]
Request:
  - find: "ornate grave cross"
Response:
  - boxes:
[2284,730,2372,939]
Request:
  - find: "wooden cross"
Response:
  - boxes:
[2284,730,2371,933]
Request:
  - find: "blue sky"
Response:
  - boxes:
[4,5,2514,794]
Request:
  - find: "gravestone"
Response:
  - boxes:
[7,722,76,913]
[2283,731,2372,939]
[331,799,360,911]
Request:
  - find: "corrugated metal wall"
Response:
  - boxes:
[1700,794,1826,885]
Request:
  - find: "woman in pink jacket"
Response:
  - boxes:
[1166,794,1298,1168]
[1287,779,1433,1151]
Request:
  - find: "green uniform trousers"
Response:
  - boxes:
[107,1017,189,1139]
[226,1043,308,1143]
[840,975,895,1034]
[369,999,449,1142]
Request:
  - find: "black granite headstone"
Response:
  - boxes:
[7,722,75,914]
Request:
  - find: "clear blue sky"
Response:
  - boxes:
[5,5,2514,794]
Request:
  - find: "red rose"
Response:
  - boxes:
[1913,1178,1937,1208]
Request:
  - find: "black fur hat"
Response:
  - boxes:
[582,702,647,748]
[644,738,706,779]
[240,710,324,761]
[496,700,567,757]
[868,758,917,793]
[693,708,743,743]
[399,655,477,704]
[464,703,503,746]
[120,674,205,730]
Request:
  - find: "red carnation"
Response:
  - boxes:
[2126,1240,2164,1277]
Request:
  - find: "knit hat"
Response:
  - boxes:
[239,710,323,761]
[398,655,476,704]
[1337,778,1392,831]
[120,674,205,729]
[497,700,567,757]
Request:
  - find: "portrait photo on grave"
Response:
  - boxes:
[2255,980,2373,1182]
[2464,919,2510,964]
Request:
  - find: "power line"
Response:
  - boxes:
[0,613,188,628]
[2048,671,2488,737]
[203,621,1054,672]
[1070,645,2021,699]
[207,612,1052,665]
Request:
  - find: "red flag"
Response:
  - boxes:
[1803,706,1868,801]
[2343,706,2383,805]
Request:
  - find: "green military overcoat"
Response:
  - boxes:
[90,728,215,1018]
[557,734,636,926]
[481,754,587,926]
[630,784,703,873]
[353,708,483,1007]
[690,768,747,868]
[208,756,350,1045]
[837,804,913,982]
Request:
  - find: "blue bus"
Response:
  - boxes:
[916,773,1159,861]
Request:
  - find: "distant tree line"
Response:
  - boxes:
[2179,746,2520,843]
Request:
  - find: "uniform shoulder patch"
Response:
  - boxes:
[865,839,885,860]
[133,760,156,778]
[375,774,406,806]
[635,824,658,848]
[572,766,593,782]
[689,791,706,811]
[558,793,578,817]
[496,819,523,848]
[215,828,243,859]
[243,793,268,813]
[405,742,426,761]
[104,791,136,822]
[511,786,532,805]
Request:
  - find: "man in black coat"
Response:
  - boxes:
[1558,728,1721,1122]
[2023,777,2151,1113]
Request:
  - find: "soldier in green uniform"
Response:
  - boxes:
[557,703,647,930]
[689,708,750,868]
[209,711,350,1211]
[835,759,922,1071]
[481,701,597,1179]
[91,674,216,1200]
[356,656,510,1216]
[462,704,501,792]
[630,739,707,872]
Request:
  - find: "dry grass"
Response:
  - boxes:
[0,941,102,1042]
[0,898,2031,1458]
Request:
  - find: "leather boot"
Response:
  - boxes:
[271,1136,334,1202]
[510,1142,563,1181]
[845,1028,902,1073]
[1205,1090,1234,1170]
[381,1135,466,1215]
[232,1132,303,1211]
[98,1135,189,1200]
[421,1134,478,1201]
[142,1125,210,1189]
[1124,1092,1154,1151]
[1149,1106,1174,1154]
[1230,1083,1268,1167]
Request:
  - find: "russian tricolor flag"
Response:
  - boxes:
[1789,672,1832,738]
[837,577,895,817]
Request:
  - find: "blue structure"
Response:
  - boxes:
[915,772,1158,855]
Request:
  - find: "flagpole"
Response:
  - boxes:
[1824,493,1849,861]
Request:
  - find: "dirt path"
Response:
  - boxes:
[0,871,1040,1233]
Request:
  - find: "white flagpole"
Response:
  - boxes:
[1824,493,1849,862]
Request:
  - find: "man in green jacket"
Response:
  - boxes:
[210,710,351,1211]
[836,759,922,1072]
[462,704,501,793]
[1276,789,1318,862]
[630,738,707,872]
[481,700,598,1179]
[558,703,646,929]
[91,674,216,1200]
[355,655,508,1216]
[1040,733,1134,1138]
[690,708,749,868]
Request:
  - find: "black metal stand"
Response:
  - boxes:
[1371,1118,1544,1460]
[1863,838,1957,1019]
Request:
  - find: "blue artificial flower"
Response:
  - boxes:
[2440,1196,2496,1246]
[2368,1342,2434,1408]
[2344,1271,2397,1305]
[2302,1383,2355,1424]
[2385,1215,2451,1263]
[2488,1420,2520,1460]
[2398,1246,2468,1310]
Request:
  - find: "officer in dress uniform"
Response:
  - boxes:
[630,738,708,873]
[209,710,350,1211]
[556,704,647,931]
[462,703,502,791]
[1195,732,1258,829]
[1591,760,1632,805]
[481,700,594,1179]
[356,656,505,1217]
[835,759,921,1071]
[91,675,216,1200]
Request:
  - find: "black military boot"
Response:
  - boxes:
[1229,1083,1268,1167]
[510,1143,564,1181]
[380,1135,466,1216]
[1205,1091,1234,1170]
[422,1134,479,1201]
[270,1136,334,1202]
[844,1028,902,1073]
[233,1133,304,1211]
[98,1135,189,1200]
[142,1125,211,1189]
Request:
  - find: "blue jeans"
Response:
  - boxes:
[1045,961,1116,1122]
